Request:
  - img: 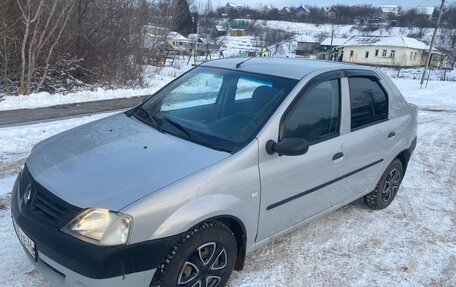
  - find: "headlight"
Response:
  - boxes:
[62,208,132,246]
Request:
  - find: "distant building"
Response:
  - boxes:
[230,29,248,37]
[295,35,320,58]
[380,5,399,17]
[262,5,273,14]
[214,25,227,37]
[230,18,253,29]
[166,32,192,52]
[224,2,243,12]
[320,37,349,60]
[295,5,310,15]
[416,6,435,21]
[280,7,292,15]
[229,18,252,36]
[340,35,441,67]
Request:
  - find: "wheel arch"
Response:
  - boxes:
[211,215,247,271]
[150,194,255,271]
[395,136,417,175]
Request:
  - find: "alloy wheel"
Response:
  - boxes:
[177,242,228,287]
[381,168,401,203]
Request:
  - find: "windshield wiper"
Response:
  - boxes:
[135,106,162,131]
[162,117,227,152]
[161,116,193,138]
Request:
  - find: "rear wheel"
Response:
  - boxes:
[151,221,237,287]
[364,159,403,209]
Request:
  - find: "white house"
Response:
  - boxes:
[224,2,243,11]
[380,5,399,17]
[340,35,440,67]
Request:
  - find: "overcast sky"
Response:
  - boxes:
[195,0,454,9]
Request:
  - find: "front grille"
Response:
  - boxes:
[20,165,82,228]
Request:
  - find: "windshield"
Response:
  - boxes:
[131,66,298,153]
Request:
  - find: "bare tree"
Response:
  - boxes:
[17,0,76,95]
[0,1,20,96]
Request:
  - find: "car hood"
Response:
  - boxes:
[26,113,230,211]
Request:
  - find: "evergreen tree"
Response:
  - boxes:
[173,0,193,36]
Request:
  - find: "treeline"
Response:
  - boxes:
[213,4,456,29]
[0,0,193,96]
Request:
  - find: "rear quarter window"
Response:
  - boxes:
[349,77,388,130]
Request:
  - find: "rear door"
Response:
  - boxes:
[343,74,393,198]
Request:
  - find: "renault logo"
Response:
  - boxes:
[23,184,32,205]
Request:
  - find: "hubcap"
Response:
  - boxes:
[177,242,227,287]
[382,167,401,203]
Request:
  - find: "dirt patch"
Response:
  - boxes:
[0,158,24,179]
[0,194,10,210]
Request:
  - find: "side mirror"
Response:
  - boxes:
[265,138,309,156]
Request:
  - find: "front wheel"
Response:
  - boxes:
[151,221,237,287]
[364,158,403,210]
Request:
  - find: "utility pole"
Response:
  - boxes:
[420,0,445,88]
[194,19,200,65]
[328,12,335,61]
[329,26,334,61]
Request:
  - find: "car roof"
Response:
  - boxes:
[201,57,374,80]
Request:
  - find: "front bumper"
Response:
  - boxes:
[31,251,156,287]
[11,168,179,286]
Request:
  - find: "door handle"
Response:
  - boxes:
[332,152,344,161]
[388,131,396,138]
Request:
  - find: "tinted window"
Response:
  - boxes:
[349,77,388,130]
[283,79,340,143]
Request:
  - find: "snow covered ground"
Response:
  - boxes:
[0,77,455,286]
[0,64,189,111]
[1,60,455,112]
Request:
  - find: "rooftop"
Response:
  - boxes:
[295,34,318,43]
[342,35,431,50]
[201,58,369,80]
[321,37,349,46]
[167,31,187,41]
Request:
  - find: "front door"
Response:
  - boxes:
[257,76,349,241]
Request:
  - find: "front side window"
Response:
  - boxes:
[382,49,387,57]
[134,67,298,152]
[349,77,388,130]
[375,49,379,56]
[365,51,369,58]
[282,79,340,143]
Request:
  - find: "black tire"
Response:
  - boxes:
[364,158,403,210]
[151,221,237,287]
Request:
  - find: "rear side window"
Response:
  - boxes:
[349,77,388,130]
[283,79,340,143]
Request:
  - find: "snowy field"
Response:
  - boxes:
[0,78,455,286]
[258,20,452,48]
